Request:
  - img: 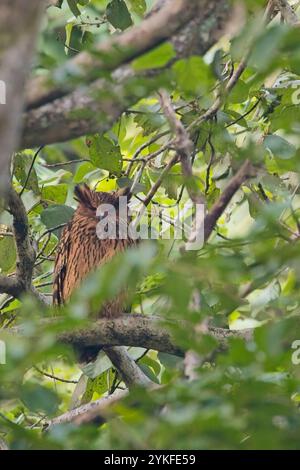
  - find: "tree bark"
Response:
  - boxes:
[0,0,44,196]
[21,0,231,149]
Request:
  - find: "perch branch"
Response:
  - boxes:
[6,314,253,357]
[57,314,252,356]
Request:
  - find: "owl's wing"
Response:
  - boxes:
[53,223,72,306]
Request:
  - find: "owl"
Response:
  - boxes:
[53,183,136,317]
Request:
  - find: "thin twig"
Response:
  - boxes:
[34,366,78,384]
[42,158,88,168]
[142,155,178,207]
[19,145,44,196]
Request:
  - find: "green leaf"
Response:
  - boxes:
[158,352,182,369]
[139,363,160,383]
[106,0,133,30]
[0,235,16,274]
[40,204,74,237]
[140,355,161,375]
[65,22,74,53]
[160,165,183,200]
[173,56,214,96]
[13,152,39,195]
[270,106,300,133]
[81,374,108,403]
[117,176,132,188]
[82,351,113,379]
[229,80,250,104]
[127,0,146,17]
[264,135,296,160]
[67,0,81,17]
[88,134,122,176]
[133,106,166,135]
[249,25,286,72]
[133,43,176,71]
[20,383,59,414]
[41,184,68,204]
[0,298,20,314]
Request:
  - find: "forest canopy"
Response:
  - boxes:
[1,0,300,450]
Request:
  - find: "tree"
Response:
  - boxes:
[1,0,300,450]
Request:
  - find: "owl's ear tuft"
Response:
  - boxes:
[74,184,97,210]
[115,186,132,200]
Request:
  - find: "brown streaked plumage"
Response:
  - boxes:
[53,183,135,317]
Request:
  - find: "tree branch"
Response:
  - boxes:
[6,314,253,356]
[275,0,299,25]
[6,187,36,291]
[0,186,37,299]
[21,1,231,148]
[103,346,152,387]
[0,437,9,451]
[0,0,45,196]
[181,159,256,249]
[45,316,254,427]
[57,314,182,356]
[46,388,129,428]
[26,0,230,109]
[57,314,252,356]
[203,159,256,241]
[0,275,20,299]
[142,155,178,207]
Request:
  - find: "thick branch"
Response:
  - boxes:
[57,314,252,356]
[4,314,254,428]
[26,0,230,109]
[6,187,36,290]
[0,186,36,298]
[21,78,128,148]
[0,275,20,299]
[46,317,253,427]
[0,0,44,196]
[103,346,152,387]
[21,1,231,148]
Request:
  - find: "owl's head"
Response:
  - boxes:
[74,183,132,219]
